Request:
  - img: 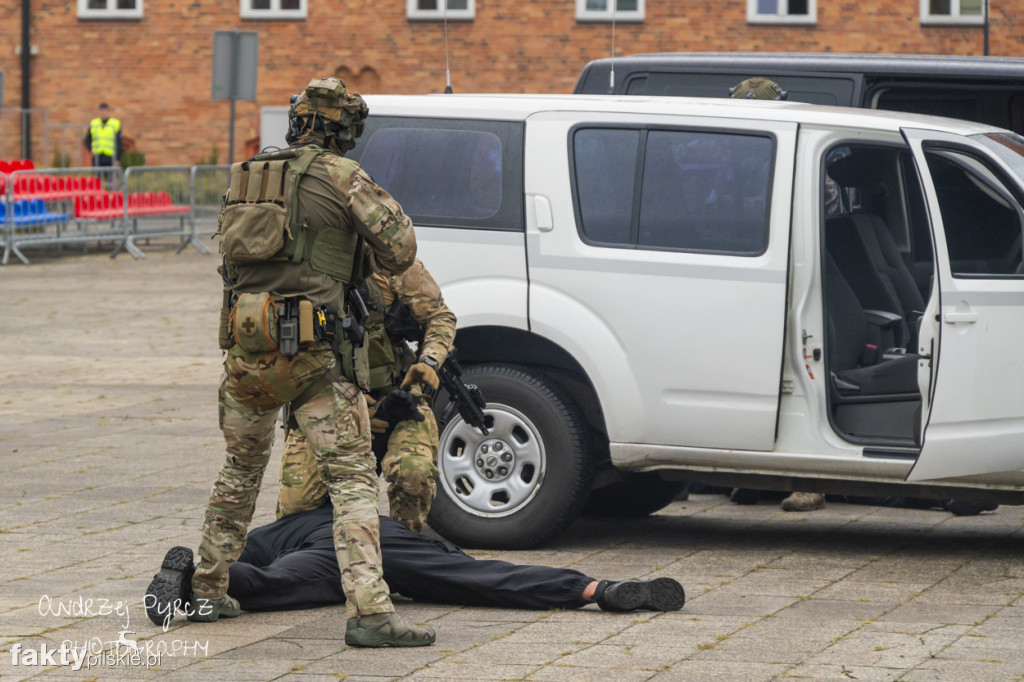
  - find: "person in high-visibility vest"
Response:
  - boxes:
[83,102,122,167]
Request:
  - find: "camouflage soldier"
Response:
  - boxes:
[169,77,434,647]
[278,258,457,532]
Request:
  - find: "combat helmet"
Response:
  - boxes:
[286,77,369,154]
[729,77,787,101]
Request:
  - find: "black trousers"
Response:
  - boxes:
[229,505,593,612]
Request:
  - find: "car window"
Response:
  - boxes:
[572,126,774,255]
[926,149,1024,277]
[620,72,857,106]
[349,116,524,231]
[573,128,638,244]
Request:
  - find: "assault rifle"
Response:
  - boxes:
[436,353,489,435]
[384,300,489,435]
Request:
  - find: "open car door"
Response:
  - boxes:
[902,128,1024,481]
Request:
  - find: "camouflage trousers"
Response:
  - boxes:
[193,343,393,618]
[278,398,439,532]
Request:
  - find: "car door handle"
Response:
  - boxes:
[943,311,978,324]
[533,195,553,232]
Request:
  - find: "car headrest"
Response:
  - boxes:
[827,148,893,188]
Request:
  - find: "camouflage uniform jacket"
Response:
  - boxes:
[369,258,456,371]
[226,146,417,310]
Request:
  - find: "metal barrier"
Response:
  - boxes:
[0,162,233,265]
[2,166,123,265]
[121,165,210,258]
[1,172,8,264]
[191,164,230,248]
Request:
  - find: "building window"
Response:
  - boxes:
[747,0,816,24]
[407,0,475,21]
[77,0,143,20]
[576,0,644,22]
[921,0,984,24]
[240,0,307,20]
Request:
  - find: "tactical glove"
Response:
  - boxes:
[400,361,440,392]
[375,389,426,426]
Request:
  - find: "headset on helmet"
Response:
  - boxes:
[286,77,369,154]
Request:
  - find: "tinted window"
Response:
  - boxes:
[639,73,857,106]
[926,149,1024,276]
[573,128,638,244]
[361,128,501,220]
[572,126,774,255]
[349,116,524,231]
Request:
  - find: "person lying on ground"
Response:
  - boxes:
[146,502,685,627]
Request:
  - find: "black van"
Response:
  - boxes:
[575,52,1024,133]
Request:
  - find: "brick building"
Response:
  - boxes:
[0,0,1016,166]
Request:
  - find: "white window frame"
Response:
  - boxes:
[240,0,308,20]
[747,0,816,24]
[407,0,475,21]
[77,0,143,20]
[576,0,645,23]
[920,0,984,25]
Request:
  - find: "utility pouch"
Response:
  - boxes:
[314,307,340,342]
[230,292,279,353]
[216,159,292,264]
[365,324,400,392]
[336,335,371,391]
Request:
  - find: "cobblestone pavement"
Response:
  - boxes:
[2,247,1024,681]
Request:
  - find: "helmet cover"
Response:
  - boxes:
[286,77,369,152]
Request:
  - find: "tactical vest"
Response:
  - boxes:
[216,145,363,285]
[363,278,416,393]
[89,118,120,157]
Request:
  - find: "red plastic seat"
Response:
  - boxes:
[155,190,190,214]
[140,191,156,214]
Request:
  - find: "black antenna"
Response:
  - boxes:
[443,1,453,93]
[608,1,617,94]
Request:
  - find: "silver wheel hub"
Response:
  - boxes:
[474,439,515,481]
[437,402,546,518]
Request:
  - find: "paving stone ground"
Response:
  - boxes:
[2,245,1023,681]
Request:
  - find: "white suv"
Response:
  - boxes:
[350,94,1024,549]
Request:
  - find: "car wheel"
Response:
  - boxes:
[583,471,686,517]
[428,363,592,549]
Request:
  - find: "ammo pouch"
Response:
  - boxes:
[230,292,280,352]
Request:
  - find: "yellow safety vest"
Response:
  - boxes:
[89,117,121,157]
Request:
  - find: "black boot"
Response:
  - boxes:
[145,546,194,626]
[594,578,685,612]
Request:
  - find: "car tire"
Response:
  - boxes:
[428,363,593,549]
[583,472,686,517]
